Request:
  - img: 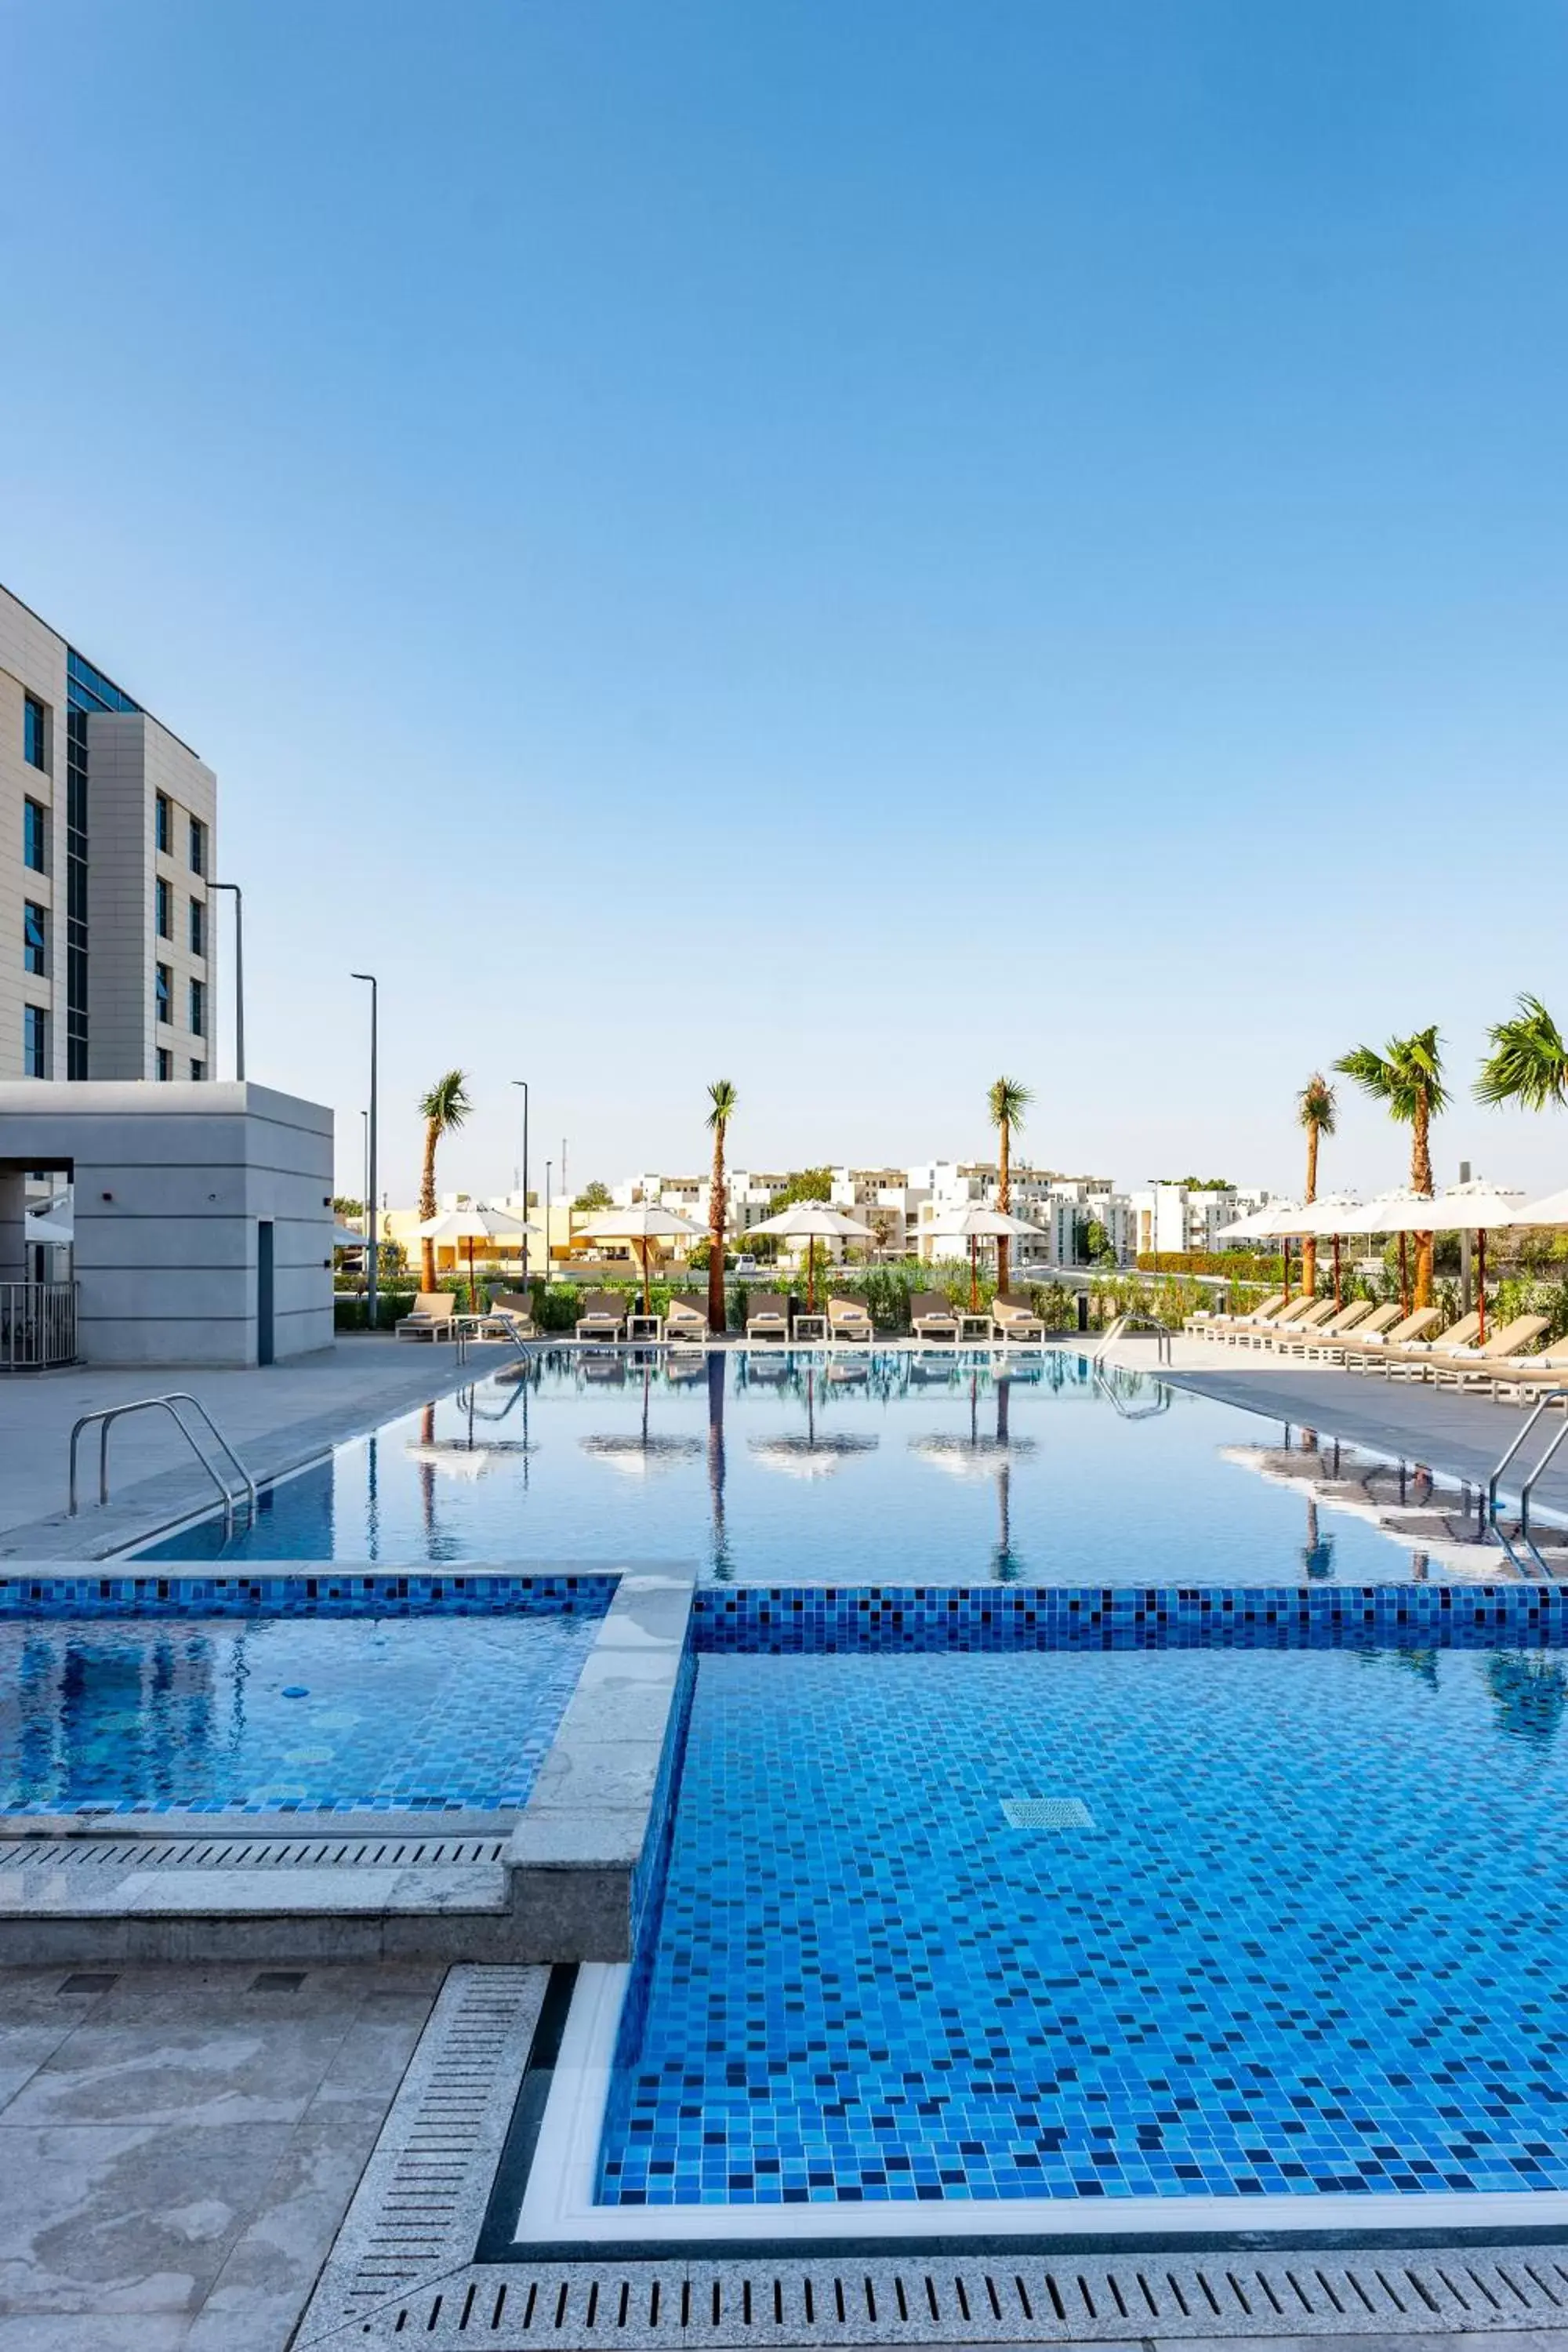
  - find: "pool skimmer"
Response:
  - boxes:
[1001,1797,1095,1830]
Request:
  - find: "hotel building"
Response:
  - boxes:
[0,583,217,1084]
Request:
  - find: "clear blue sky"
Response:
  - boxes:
[6,2,1566,1203]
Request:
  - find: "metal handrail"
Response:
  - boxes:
[1488,1389,1568,1532]
[69,1394,257,1522]
[1094,1311,1172,1369]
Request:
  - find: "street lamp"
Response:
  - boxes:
[512,1080,529,1286]
[209,882,244,1080]
[351,974,379,1331]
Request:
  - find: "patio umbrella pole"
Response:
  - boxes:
[641,1238,651,1318]
[1477,1228,1486,1344]
[1399,1232,1410,1319]
[1332,1232,1342,1310]
[970,1234,978,1312]
[467,1234,477,1316]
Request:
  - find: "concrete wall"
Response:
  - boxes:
[0,1081,332,1366]
[0,588,69,1082]
[86,713,218,1080]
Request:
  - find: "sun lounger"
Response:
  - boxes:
[395,1291,457,1342]
[1272,1298,1378,1358]
[1489,1353,1568,1404]
[1341,1305,1446,1369]
[745,1292,790,1342]
[663,1296,709,1345]
[993,1292,1046,1344]
[575,1290,627,1342]
[1234,1294,1323,1348]
[1257,1298,1341,1350]
[910,1290,961,1344]
[1191,1293,1285,1341]
[1377,1308,1485,1379]
[1425,1314,1552,1388]
[481,1291,537,1338]
[826,1294,874,1345]
[1298,1300,1401,1363]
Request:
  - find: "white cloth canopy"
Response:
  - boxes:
[416,1203,536,1240]
[1338,1189,1440,1236]
[1290,1194,1363,1237]
[748,1202,877,1240]
[923,1204,1044,1240]
[1425,1179,1531,1229]
[24,1214,73,1247]
[577,1204,706,1242]
[1214,1200,1302,1240]
[1518,1186,1568,1228]
[331,1224,368,1248]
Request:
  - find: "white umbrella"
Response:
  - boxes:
[416,1202,538,1306]
[576,1203,706,1314]
[747,1200,877,1312]
[1291,1194,1363,1306]
[923,1203,1044,1311]
[24,1213,73,1247]
[331,1224,368,1250]
[1214,1199,1302,1240]
[1518,1185,1568,1229]
[1424,1179,1531,1344]
[1336,1189,1439,1319]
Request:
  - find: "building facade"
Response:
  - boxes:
[0,583,216,1085]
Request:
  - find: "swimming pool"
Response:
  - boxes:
[0,1579,610,1816]
[138,1350,1512,1584]
[595,1635,1568,2213]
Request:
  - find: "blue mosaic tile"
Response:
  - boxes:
[0,1586,608,1814]
[0,1571,615,1621]
[599,1646,1568,2206]
[692,1583,1568,1653]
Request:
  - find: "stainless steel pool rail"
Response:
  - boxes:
[1092,1311,1173,1368]
[68,1393,257,1525]
[1487,1386,1568,1534]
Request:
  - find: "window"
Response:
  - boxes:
[189,895,205,956]
[155,793,171,855]
[190,1057,205,1081]
[155,876,172,938]
[188,815,205,876]
[24,799,46,873]
[155,963,172,1025]
[189,975,205,1037]
[24,695,47,771]
[24,1005,47,1080]
[24,902,46,977]
[156,1047,172,1082]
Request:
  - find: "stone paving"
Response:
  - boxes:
[0,1335,511,1561]
[0,1958,445,2350]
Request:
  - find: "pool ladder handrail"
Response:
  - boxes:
[68,1394,258,1526]
[1487,1388,1568,1534]
[1093,1311,1172,1370]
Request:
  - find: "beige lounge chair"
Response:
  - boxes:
[664,1295,709,1345]
[1235,1294,1323,1348]
[1489,1352,1568,1405]
[1193,1292,1285,1341]
[1272,1298,1378,1358]
[395,1291,457,1342]
[575,1290,627,1342]
[481,1291,537,1338]
[910,1290,961,1344]
[1426,1314,1552,1388]
[745,1292,790,1342]
[1341,1305,1446,1369]
[993,1292,1046,1344]
[1300,1300,1402,1363]
[1257,1297,1340,1350]
[826,1294,874,1345]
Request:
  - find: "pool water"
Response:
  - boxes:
[140,1351,1503,1584]
[0,1609,601,1815]
[599,1645,1568,2205]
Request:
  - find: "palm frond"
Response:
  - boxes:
[988,1076,1031,1130]
[706,1079,738,1131]
[418,1069,472,1132]
[1475,994,1568,1111]
[1297,1073,1337,1134]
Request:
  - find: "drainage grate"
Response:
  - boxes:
[1001,1798,1094,1831]
[299,1965,548,2343]
[0,1832,509,1872]
[299,2245,1568,2347]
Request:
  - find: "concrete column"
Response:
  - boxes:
[0,1171,27,1280]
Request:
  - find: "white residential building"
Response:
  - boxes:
[1129,1183,1273,1257]
[0,583,217,1084]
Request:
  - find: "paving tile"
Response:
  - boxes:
[0,2315,191,2348]
[183,2119,375,2350]
[0,2012,354,2128]
[0,2119,293,2313]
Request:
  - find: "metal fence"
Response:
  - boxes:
[0,1281,78,1370]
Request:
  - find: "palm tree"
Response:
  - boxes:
[1295,1073,1337,1299]
[1476,994,1568,1112]
[417,1069,473,1290]
[1334,1027,1447,1307]
[705,1080,737,1335]
[987,1076,1033,1295]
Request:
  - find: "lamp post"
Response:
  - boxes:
[209,882,244,1080]
[351,973,379,1332]
[544,1158,552,1279]
[512,1080,529,1286]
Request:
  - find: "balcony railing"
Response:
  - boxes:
[0,1281,78,1370]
